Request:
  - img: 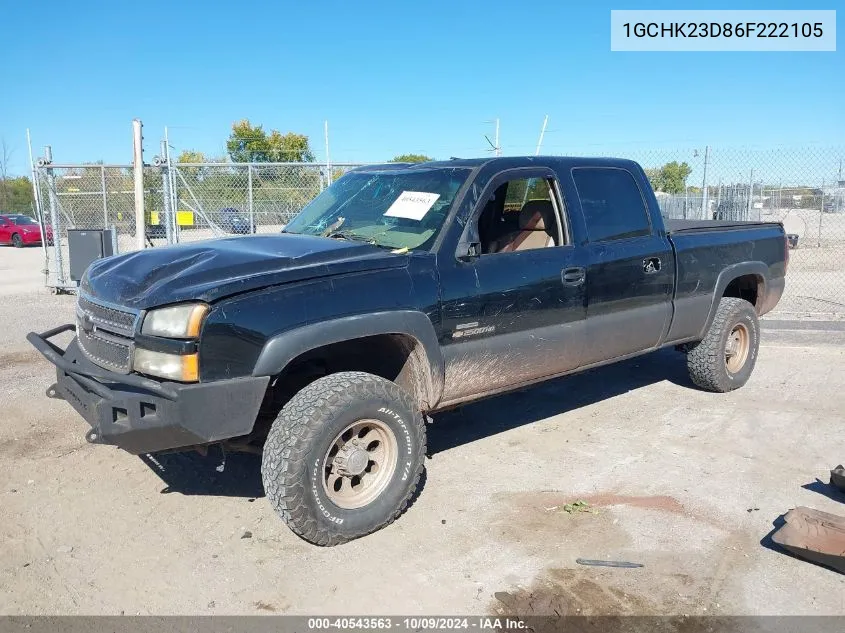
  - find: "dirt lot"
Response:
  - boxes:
[1,244,844,616]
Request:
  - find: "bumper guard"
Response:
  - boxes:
[27,325,269,455]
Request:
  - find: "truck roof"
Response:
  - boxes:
[351,156,643,173]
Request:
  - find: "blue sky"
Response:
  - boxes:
[1,0,842,176]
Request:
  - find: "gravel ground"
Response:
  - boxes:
[0,244,843,616]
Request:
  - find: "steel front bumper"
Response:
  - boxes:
[27,325,269,455]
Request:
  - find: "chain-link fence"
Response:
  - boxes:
[32,146,845,316]
[33,161,363,289]
[570,146,845,315]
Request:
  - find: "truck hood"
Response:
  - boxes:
[81,233,409,309]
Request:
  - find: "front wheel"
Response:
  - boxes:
[686,297,760,392]
[11,233,23,248]
[261,371,426,546]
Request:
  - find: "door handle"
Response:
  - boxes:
[643,257,661,274]
[562,267,585,286]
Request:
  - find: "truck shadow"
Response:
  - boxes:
[139,448,265,498]
[427,347,693,456]
[801,478,845,504]
[139,348,693,496]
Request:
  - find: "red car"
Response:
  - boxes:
[0,214,54,247]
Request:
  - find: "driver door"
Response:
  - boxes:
[437,170,587,404]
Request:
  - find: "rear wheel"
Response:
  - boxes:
[11,233,23,248]
[261,371,426,546]
[686,297,760,392]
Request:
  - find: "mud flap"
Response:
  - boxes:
[771,506,845,574]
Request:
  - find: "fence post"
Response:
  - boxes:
[746,169,754,221]
[164,127,179,243]
[818,179,824,247]
[161,142,174,246]
[700,145,709,220]
[100,165,108,229]
[248,164,255,233]
[132,119,145,250]
[171,166,180,242]
[44,146,65,286]
[716,180,722,214]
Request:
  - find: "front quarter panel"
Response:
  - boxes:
[198,255,441,383]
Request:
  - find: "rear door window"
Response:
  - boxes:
[572,167,651,242]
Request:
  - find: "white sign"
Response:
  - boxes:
[384,191,441,221]
[610,10,836,51]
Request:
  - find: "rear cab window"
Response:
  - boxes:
[572,167,652,242]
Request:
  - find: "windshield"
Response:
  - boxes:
[10,216,38,225]
[284,167,471,250]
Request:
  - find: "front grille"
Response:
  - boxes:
[77,295,137,335]
[77,326,132,373]
[76,295,138,374]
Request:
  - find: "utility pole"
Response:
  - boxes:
[132,119,145,250]
[26,129,49,271]
[494,118,501,156]
[324,120,332,186]
[534,115,549,156]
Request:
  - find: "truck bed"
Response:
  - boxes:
[665,219,782,234]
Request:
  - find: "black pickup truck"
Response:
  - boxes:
[29,157,787,545]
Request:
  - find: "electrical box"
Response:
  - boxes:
[67,229,116,282]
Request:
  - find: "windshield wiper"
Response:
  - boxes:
[320,216,345,237]
[325,230,378,245]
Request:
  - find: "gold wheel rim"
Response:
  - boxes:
[322,419,398,510]
[725,323,750,373]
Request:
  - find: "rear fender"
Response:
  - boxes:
[699,262,768,339]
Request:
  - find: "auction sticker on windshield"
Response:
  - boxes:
[384,191,441,221]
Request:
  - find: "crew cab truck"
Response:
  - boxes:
[29,157,787,545]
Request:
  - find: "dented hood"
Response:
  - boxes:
[81,233,407,309]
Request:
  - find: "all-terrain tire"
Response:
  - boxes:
[261,371,426,546]
[686,297,759,393]
[11,233,23,248]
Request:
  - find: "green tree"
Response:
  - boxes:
[645,161,693,194]
[390,154,433,163]
[175,149,208,179]
[226,120,314,163]
[177,150,206,164]
[0,176,35,214]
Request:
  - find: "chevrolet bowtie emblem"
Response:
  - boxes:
[80,314,95,333]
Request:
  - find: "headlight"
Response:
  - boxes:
[141,303,208,338]
[134,348,199,382]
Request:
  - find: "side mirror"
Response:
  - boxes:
[457,240,481,261]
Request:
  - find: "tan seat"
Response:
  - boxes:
[494,200,558,253]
